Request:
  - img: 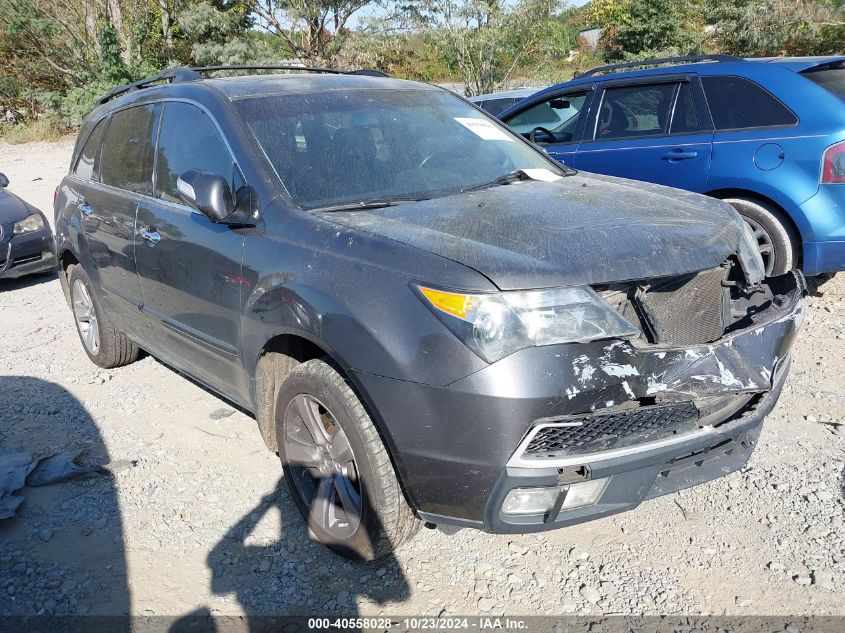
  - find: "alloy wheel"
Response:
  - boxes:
[283,394,362,539]
[72,279,100,355]
[743,217,775,277]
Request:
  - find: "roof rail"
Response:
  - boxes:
[96,67,202,105]
[574,54,742,78]
[97,65,391,105]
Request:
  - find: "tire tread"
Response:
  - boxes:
[67,265,139,369]
[280,358,419,559]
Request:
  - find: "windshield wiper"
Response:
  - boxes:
[313,198,429,212]
[460,169,534,194]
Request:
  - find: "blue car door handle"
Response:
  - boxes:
[661,149,698,161]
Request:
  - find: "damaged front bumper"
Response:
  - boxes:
[353,271,805,532]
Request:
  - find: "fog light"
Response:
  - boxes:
[501,486,561,516]
[561,478,608,510]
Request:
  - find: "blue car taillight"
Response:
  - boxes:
[822,140,845,184]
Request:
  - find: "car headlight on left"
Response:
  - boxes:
[13,213,45,236]
[415,284,640,363]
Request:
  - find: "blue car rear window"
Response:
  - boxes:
[702,76,797,130]
[802,61,845,100]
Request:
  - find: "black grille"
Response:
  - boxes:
[636,267,727,346]
[524,402,700,457]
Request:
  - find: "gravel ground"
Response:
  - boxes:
[0,139,843,618]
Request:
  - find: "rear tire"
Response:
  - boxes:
[723,197,797,276]
[275,358,419,560]
[68,265,139,369]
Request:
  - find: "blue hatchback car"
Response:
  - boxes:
[498,55,845,276]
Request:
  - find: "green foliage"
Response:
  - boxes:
[405,0,564,96]
[178,0,283,65]
[98,26,131,85]
[0,0,842,143]
[0,116,66,144]
[61,82,113,127]
[599,0,705,62]
[706,0,845,56]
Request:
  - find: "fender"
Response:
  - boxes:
[706,181,811,243]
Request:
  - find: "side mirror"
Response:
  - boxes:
[176,170,234,222]
[0,173,9,188]
[549,99,571,110]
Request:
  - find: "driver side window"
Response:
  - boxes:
[506,92,589,144]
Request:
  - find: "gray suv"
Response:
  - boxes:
[54,66,805,560]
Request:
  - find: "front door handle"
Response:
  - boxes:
[661,149,698,161]
[140,228,161,246]
[78,202,93,215]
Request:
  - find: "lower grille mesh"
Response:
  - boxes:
[524,402,700,457]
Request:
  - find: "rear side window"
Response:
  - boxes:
[802,61,845,100]
[669,83,702,134]
[74,118,107,181]
[100,104,159,194]
[702,76,797,130]
[154,102,238,204]
[596,83,676,139]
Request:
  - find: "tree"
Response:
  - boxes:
[178,0,280,64]
[250,0,379,63]
[599,0,704,61]
[706,0,844,55]
[405,0,561,96]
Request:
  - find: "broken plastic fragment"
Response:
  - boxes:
[25,451,102,487]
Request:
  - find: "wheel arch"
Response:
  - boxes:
[57,248,80,305]
[706,187,805,267]
[251,330,418,511]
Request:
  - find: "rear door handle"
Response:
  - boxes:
[661,150,698,161]
[78,202,93,215]
[140,228,161,246]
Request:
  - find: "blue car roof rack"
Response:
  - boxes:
[97,65,390,105]
[574,54,742,79]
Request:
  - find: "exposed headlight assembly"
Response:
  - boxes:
[13,213,45,236]
[738,223,766,285]
[416,284,639,363]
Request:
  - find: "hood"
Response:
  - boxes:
[319,173,744,290]
[0,189,36,225]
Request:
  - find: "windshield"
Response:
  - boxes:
[802,60,845,100]
[233,89,561,209]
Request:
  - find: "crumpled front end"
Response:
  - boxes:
[354,267,806,532]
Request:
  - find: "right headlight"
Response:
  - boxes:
[415,284,640,363]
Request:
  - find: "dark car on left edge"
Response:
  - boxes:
[0,172,56,280]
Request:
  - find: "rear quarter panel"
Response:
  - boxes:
[705,64,845,243]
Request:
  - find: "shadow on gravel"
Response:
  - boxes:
[0,270,57,292]
[0,376,129,621]
[171,479,410,631]
[805,272,837,297]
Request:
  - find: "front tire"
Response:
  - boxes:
[723,197,797,276]
[275,358,419,560]
[68,265,139,368]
